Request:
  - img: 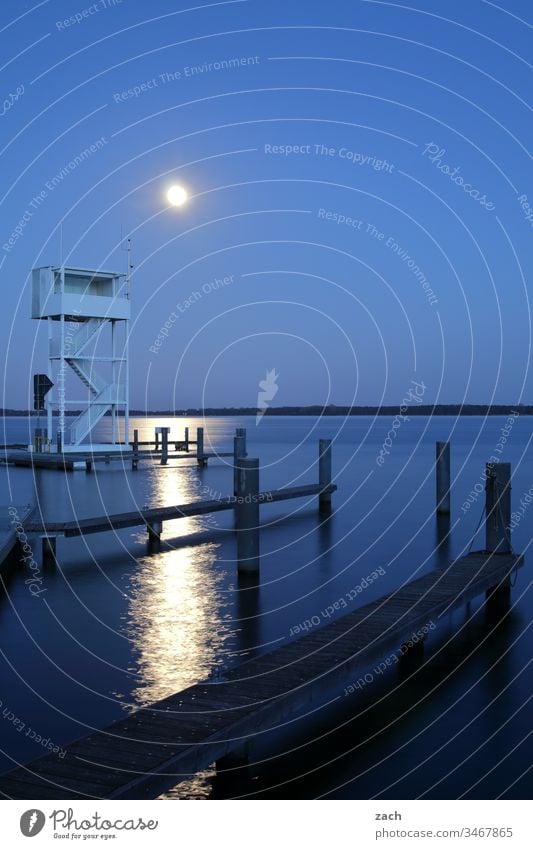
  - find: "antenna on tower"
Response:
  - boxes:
[126,238,132,299]
[120,228,133,298]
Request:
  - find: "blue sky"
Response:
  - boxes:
[1,0,532,409]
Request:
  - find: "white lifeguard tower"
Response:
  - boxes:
[31,265,130,452]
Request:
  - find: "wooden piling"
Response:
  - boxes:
[132,429,139,470]
[236,427,247,455]
[161,428,169,466]
[154,428,160,452]
[319,439,332,510]
[42,535,56,567]
[436,441,451,515]
[146,520,162,542]
[196,427,207,467]
[485,462,512,612]
[233,433,247,496]
[184,426,189,453]
[485,462,511,554]
[236,458,260,574]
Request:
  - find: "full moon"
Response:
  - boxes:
[166,185,188,207]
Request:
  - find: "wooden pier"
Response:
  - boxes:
[0,549,522,800]
[26,483,335,539]
[0,451,523,799]
[1,427,232,471]
[0,447,232,471]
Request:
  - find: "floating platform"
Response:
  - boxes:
[0,549,522,799]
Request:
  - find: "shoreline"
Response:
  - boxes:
[0,405,527,418]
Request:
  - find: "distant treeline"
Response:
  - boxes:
[1,404,528,417]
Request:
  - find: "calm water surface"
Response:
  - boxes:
[0,415,531,799]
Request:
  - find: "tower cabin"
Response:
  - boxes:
[32,266,130,452]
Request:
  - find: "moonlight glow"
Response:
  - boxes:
[166,185,188,207]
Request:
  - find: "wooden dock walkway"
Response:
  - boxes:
[0,448,233,471]
[1,426,240,470]
[0,549,523,800]
[25,484,336,538]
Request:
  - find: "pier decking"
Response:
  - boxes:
[0,549,522,800]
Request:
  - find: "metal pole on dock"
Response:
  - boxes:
[236,458,260,574]
[161,428,169,465]
[132,429,139,469]
[233,432,247,496]
[318,439,332,510]
[436,441,451,515]
[485,463,511,554]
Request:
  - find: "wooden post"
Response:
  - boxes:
[161,428,169,465]
[42,535,56,567]
[184,426,189,453]
[146,519,162,542]
[318,439,332,510]
[132,428,139,470]
[85,459,92,473]
[233,434,247,496]
[485,462,512,613]
[197,427,207,466]
[436,442,451,515]
[236,458,260,574]
[236,427,247,456]
[154,428,160,452]
[485,463,511,554]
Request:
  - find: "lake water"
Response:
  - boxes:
[0,415,531,799]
